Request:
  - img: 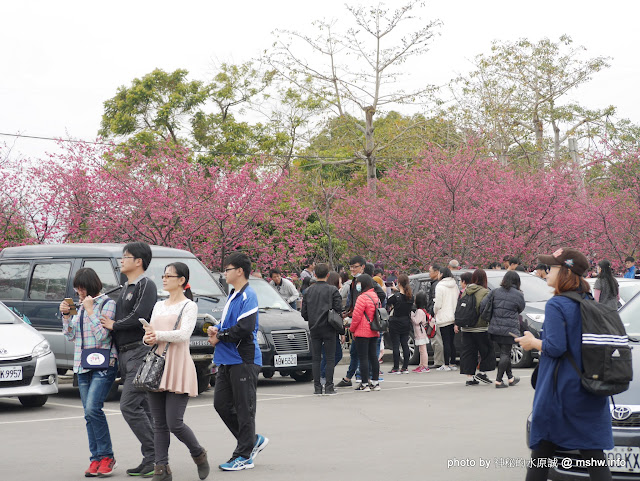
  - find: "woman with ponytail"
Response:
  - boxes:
[593,259,619,309]
[387,274,414,374]
[142,262,209,481]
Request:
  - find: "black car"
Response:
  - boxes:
[524,292,640,479]
[212,273,313,382]
[408,270,551,368]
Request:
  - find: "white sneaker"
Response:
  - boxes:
[449,365,458,371]
[436,365,451,371]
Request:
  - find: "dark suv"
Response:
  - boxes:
[0,244,225,393]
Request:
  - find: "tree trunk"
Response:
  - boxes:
[533,110,544,169]
[364,106,377,194]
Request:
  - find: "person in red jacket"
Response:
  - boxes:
[349,274,381,392]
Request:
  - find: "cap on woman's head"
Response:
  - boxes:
[538,248,589,276]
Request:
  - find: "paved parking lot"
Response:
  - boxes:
[0,364,535,481]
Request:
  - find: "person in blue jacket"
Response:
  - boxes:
[207,252,269,471]
[516,248,613,481]
[623,256,637,278]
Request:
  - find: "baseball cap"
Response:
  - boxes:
[538,248,589,277]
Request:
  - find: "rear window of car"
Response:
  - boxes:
[29,263,71,300]
[0,262,30,299]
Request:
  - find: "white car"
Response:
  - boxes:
[0,301,58,407]
[585,277,640,308]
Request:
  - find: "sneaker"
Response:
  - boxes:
[219,456,254,471]
[400,369,409,374]
[354,383,370,392]
[85,460,100,477]
[97,457,116,477]
[126,461,154,477]
[418,366,431,373]
[324,387,338,395]
[355,375,361,381]
[336,378,352,387]
[378,375,384,382]
[436,365,451,371]
[412,367,422,373]
[474,372,492,384]
[371,382,381,391]
[495,381,508,389]
[388,369,400,374]
[509,376,520,386]
[466,378,480,386]
[250,434,269,461]
[314,387,323,395]
[449,365,458,371]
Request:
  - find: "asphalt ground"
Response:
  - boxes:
[0,363,535,481]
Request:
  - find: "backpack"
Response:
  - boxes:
[363,293,389,332]
[558,291,633,396]
[455,292,478,327]
[420,308,437,339]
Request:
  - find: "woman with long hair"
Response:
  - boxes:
[517,248,613,481]
[143,262,209,481]
[348,274,381,391]
[593,259,619,309]
[480,270,525,388]
[387,274,414,374]
[434,267,459,371]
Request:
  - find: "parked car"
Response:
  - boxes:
[212,273,313,382]
[585,277,640,308]
[0,243,223,394]
[0,300,58,407]
[524,294,640,479]
[408,270,552,368]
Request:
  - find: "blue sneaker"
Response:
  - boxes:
[250,434,269,461]
[219,456,254,471]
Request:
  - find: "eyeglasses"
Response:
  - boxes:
[224,267,240,273]
[161,275,180,279]
[349,264,362,270]
[121,256,135,260]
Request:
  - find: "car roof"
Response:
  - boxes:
[586,277,640,284]
[0,243,196,259]
[409,269,536,279]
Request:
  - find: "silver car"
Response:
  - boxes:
[0,301,58,407]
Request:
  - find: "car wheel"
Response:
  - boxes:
[18,395,48,408]
[290,370,313,382]
[262,370,274,379]
[511,344,533,368]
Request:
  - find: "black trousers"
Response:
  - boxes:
[460,331,496,375]
[311,330,336,391]
[213,363,260,459]
[496,343,513,382]
[440,324,457,366]
[526,440,612,481]
[389,320,411,370]
[354,337,379,384]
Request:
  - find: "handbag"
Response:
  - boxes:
[133,303,187,392]
[326,286,345,333]
[79,309,112,370]
[363,293,389,332]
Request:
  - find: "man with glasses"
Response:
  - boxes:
[100,242,157,477]
[207,252,268,471]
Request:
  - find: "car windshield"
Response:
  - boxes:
[249,278,292,310]
[487,273,553,303]
[0,302,20,324]
[143,258,225,298]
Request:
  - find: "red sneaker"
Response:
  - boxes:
[85,460,100,477]
[97,457,116,477]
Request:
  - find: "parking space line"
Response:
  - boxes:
[0,412,121,425]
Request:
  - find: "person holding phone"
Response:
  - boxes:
[59,268,118,477]
[142,262,209,481]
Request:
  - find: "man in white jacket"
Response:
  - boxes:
[269,269,300,310]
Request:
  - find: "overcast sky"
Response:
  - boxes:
[2,0,638,160]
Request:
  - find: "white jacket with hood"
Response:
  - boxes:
[434,277,459,327]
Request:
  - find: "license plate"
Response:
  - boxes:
[190,339,212,347]
[606,446,640,473]
[274,354,297,367]
[0,366,22,381]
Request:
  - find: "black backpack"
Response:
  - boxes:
[455,292,478,328]
[559,291,633,396]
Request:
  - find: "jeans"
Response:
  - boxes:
[312,331,336,391]
[119,344,155,464]
[148,391,203,465]
[214,363,260,459]
[320,333,343,379]
[440,324,457,366]
[389,319,411,370]
[526,440,612,481]
[346,340,359,379]
[354,337,379,384]
[496,343,513,382]
[78,365,118,462]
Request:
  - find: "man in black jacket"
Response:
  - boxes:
[427,264,444,368]
[100,242,157,477]
[301,263,343,395]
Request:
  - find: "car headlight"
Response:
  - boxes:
[32,339,51,358]
[526,314,545,324]
[256,331,267,347]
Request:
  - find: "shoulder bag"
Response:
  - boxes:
[327,287,345,334]
[363,293,389,332]
[133,303,188,392]
[79,301,112,370]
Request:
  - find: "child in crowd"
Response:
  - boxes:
[410,292,430,372]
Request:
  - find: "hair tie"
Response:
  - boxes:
[184,283,191,290]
